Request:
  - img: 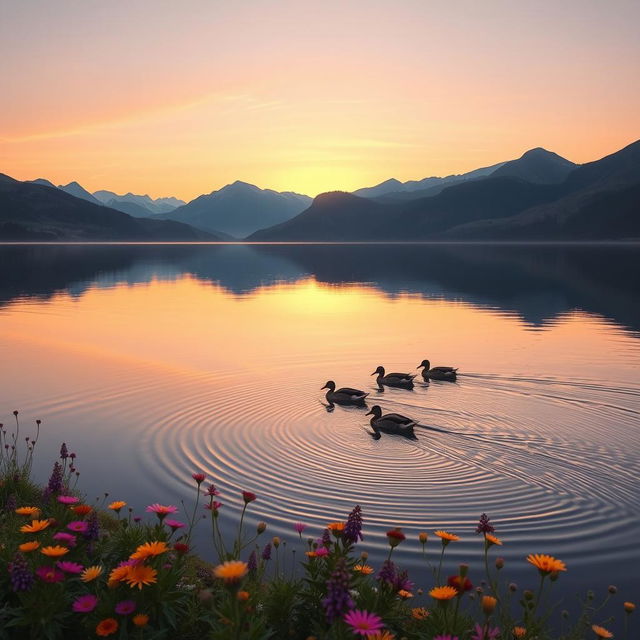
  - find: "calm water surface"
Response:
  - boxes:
[1,244,639,605]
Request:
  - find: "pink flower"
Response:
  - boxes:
[72,594,98,613]
[56,561,84,574]
[53,532,77,547]
[294,522,307,535]
[471,624,500,640]
[192,473,206,484]
[115,600,136,615]
[36,566,65,583]
[146,503,178,521]
[67,520,89,533]
[315,546,330,557]
[205,501,223,511]
[165,519,186,530]
[242,491,256,504]
[434,636,460,640]
[344,609,384,636]
[57,495,80,505]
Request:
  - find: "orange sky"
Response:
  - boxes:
[1,1,639,199]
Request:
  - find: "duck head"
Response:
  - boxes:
[321,380,336,391]
[371,366,385,376]
[365,405,383,418]
[417,359,430,369]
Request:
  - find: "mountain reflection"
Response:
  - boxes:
[1,243,639,333]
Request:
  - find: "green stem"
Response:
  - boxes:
[532,573,546,617]
[436,545,446,584]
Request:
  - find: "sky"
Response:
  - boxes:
[1,0,639,199]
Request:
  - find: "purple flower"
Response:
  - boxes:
[8,554,34,592]
[56,561,84,574]
[54,532,77,546]
[261,542,272,561]
[322,558,354,622]
[377,560,397,585]
[115,600,136,615]
[60,442,68,459]
[321,528,331,547]
[392,568,414,593]
[476,513,495,535]
[434,636,460,640]
[72,594,98,613]
[294,522,307,535]
[4,493,17,513]
[471,624,500,640]
[343,505,363,544]
[85,511,100,541]
[46,461,63,494]
[248,550,257,572]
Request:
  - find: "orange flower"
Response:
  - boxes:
[485,534,502,546]
[213,560,248,584]
[592,625,613,639]
[108,501,126,512]
[15,506,40,517]
[526,554,567,575]
[96,618,118,637]
[624,601,635,613]
[326,522,345,536]
[434,530,459,544]
[305,551,317,558]
[124,564,158,589]
[72,504,92,516]
[20,519,50,533]
[398,589,413,599]
[513,627,526,638]
[108,565,131,587]
[237,590,250,601]
[411,607,430,620]
[40,545,69,558]
[81,565,103,582]
[429,585,458,601]
[418,532,428,544]
[19,541,40,552]
[132,613,149,627]
[482,595,497,615]
[130,541,169,561]
[353,564,374,575]
[368,633,395,640]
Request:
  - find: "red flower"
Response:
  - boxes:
[386,528,406,548]
[448,575,474,592]
[192,473,206,484]
[174,543,189,554]
[242,491,256,504]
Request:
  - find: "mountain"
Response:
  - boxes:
[250,141,640,242]
[490,148,576,184]
[93,190,185,215]
[157,180,312,238]
[102,198,157,218]
[27,178,57,188]
[0,174,218,241]
[58,181,103,205]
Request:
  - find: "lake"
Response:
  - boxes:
[1,243,639,605]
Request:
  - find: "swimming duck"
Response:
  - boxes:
[371,365,415,388]
[321,380,369,406]
[417,359,458,382]
[365,405,417,439]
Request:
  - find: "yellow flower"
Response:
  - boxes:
[624,601,635,613]
[353,564,374,575]
[108,501,126,512]
[81,565,104,582]
[40,545,69,558]
[429,585,458,601]
[398,589,413,599]
[15,506,40,517]
[411,607,430,620]
[592,625,613,638]
[513,627,526,638]
[213,560,248,584]
[130,541,169,561]
[434,530,459,543]
[20,519,50,533]
[482,595,497,615]
[19,541,40,552]
[133,614,149,627]
[485,534,502,546]
[527,554,566,575]
[124,564,158,589]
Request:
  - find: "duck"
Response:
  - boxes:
[365,405,417,439]
[417,359,458,382]
[321,381,369,406]
[371,366,415,388]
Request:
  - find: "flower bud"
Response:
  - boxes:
[587,590,594,601]
[523,590,534,601]
[549,571,559,582]
[608,585,617,594]
[272,536,280,548]
[482,595,497,615]
[417,588,423,596]
[419,532,428,544]
[360,551,368,561]
[459,563,469,578]
[475,586,484,594]
[237,590,250,601]
[257,522,267,534]
[624,601,635,613]
[561,609,569,619]
[509,582,517,592]
[386,527,406,548]
[198,589,213,603]
[495,557,505,570]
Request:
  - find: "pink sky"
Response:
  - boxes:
[1,0,638,199]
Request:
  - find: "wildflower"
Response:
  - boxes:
[237,590,250,601]
[386,527,406,547]
[344,505,364,544]
[294,522,307,536]
[377,560,397,585]
[485,534,502,547]
[327,522,345,536]
[368,633,395,640]
[130,541,169,561]
[262,542,272,560]
[192,472,206,484]
[19,541,40,552]
[248,550,258,572]
[15,506,40,517]
[72,594,99,613]
[57,561,83,574]
[476,513,495,534]
[509,582,518,592]
[8,553,34,592]
[115,600,136,615]
[20,519,50,533]
[344,609,384,636]
[36,566,65,583]
[81,565,104,582]
[495,557,505,570]
[482,595,497,615]
[124,564,158,589]
[306,551,318,558]
[41,545,69,558]
[257,521,267,534]
[398,589,413,599]
[513,628,526,638]
[411,607,430,620]
[96,618,118,637]
[429,585,458,601]
[592,625,613,639]
[46,461,63,494]
[205,484,219,496]
[242,491,256,504]
[354,564,374,575]
[108,501,126,512]
[205,501,223,512]
[448,575,473,592]
[57,495,79,505]
[59,442,68,459]
[322,558,354,622]
[624,601,635,613]
[434,530,459,545]
[146,503,178,521]
[272,536,281,548]
[108,564,132,587]
[321,528,332,547]
[434,636,459,640]
[526,554,567,575]
[174,542,189,554]
[608,585,617,594]
[53,532,77,546]
[67,520,89,533]
[315,546,329,557]
[133,614,149,627]
[419,531,428,544]
[72,504,92,515]
[213,560,248,584]
[471,624,500,640]
[392,569,414,593]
